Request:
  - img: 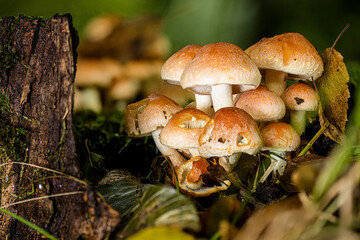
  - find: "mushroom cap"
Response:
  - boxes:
[175,156,231,197]
[161,45,203,85]
[125,94,183,137]
[180,42,261,95]
[160,108,210,149]
[199,107,262,157]
[235,85,286,122]
[261,122,300,151]
[245,33,324,81]
[281,83,319,111]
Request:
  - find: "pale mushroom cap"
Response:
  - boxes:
[199,107,262,157]
[180,42,261,94]
[281,83,319,111]
[125,94,183,137]
[160,108,211,149]
[245,33,324,81]
[261,122,300,151]
[235,85,286,122]
[161,45,203,85]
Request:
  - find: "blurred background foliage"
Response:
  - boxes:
[1,0,359,112]
[1,0,360,60]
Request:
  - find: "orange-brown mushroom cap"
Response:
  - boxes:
[245,33,324,81]
[125,94,183,137]
[199,107,262,157]
[261,122,300,152]
[235,85,286,122]
[161,45,203,85]
[175,156,231,197]
[281,83,319,111]
[181,42,261,95]
[160,108,211,149]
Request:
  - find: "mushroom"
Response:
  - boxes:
[281,83,319,135]
[125,94,185,167]
[245,33,324,96]
[161,45,213,115]
[259,122,300,182]
[181,42,261,112]
[160,108,211,157]
[175,156,231,197]
[198,107,263,171]
[235,85,286,128]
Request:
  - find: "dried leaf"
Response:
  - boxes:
[316,48,350,143]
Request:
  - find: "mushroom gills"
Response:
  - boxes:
[179,117,208,129]
[237,133,248,146]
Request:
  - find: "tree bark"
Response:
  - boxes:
[0,14,119,239]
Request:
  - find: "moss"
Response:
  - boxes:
[0,91,28,197]
[0,16,22,79]
[73,110,157,184]
[0,91,27,162]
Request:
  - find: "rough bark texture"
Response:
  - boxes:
[0,14,119,239]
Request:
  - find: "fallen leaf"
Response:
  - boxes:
[316,48,350,143]
[126,226,195,240]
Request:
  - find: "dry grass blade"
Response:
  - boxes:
[0,191,84,209]
[0,161,88,186]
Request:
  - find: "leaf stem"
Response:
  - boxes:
[298,121,329,157]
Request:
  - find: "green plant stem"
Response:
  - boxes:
[0,207,58,240]
[298,121,329,157]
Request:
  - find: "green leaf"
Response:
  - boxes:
[122,184,201,234]
[98,170,201,236]
[0,207,57,240]
[98,170,143,221]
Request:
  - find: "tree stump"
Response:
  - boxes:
[0,14,119,239]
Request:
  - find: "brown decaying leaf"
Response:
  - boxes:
[316,48,350,143]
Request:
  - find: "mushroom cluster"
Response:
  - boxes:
[125,33,324,197]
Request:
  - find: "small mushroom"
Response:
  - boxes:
[245,33,324,96]
[259,122,300,182]
[181,43,261,112]
[235,85,286,128]
[125,94,185,167]
[175,156,231,197]
[161,45,213,115]
[160,108,211,157]
[281,83,319,135]
[198,107,263,171]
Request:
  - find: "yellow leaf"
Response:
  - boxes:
[127,226,195,240]
[316,48,350,143]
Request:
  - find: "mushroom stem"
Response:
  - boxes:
[152,128,186,167]
[260,150,287,183]
[265,69,287,96]
[219,152,242,172]
[195,94,213,116]
[188,148,201,158]
[290,109,306,136]
[211,84,233,112]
